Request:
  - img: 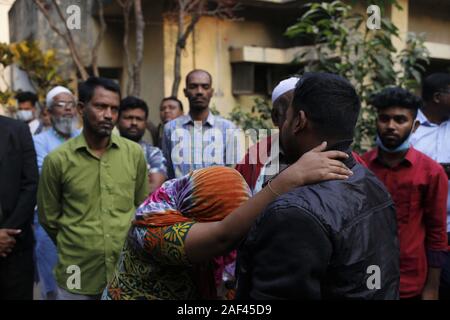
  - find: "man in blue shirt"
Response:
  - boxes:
[411,73,450,299]
[161,70,240,179]
[117,96,167,194]
[33,86,80,300]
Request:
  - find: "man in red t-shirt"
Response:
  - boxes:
[363,87,448,299]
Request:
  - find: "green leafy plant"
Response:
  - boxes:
[0,41,71,113]
[285,0,429,152]
[228,98,274,132]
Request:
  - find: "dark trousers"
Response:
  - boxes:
[439,232,450,300]
[0,248,34,300]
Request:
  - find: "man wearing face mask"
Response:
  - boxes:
[15,91,44,136]
[32,86,80,300]
[363,87,448,300]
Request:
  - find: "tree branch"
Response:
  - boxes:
[33,0,66,39]
[170,0,239,96]
[33,0,89,80]
[92,0,107,77]
[132,0,145,96]
[0,66,11,91]
[117,0,134,95]
[51,0,89,79]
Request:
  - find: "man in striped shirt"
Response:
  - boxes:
[162,69,240,179]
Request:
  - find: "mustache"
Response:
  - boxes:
[380,132,400,139]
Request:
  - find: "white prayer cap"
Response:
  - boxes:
[46,86,73,108]
[271,77,300,104]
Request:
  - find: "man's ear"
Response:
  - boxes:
[271,107,278,125]
[432,92,441,105]
[183,88,188,98]
[293,110,307,134]
[412,119,420,133]
[77,101,85,117]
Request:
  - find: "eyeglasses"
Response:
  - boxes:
[52,101,77,109]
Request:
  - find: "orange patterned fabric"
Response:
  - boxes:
[104,167,251,300]
[133,166,251,227]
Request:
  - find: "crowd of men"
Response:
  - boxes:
[0,69,449,300]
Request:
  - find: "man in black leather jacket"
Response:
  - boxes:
[236,72,400,300]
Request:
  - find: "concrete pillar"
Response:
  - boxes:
[391,0,409,52]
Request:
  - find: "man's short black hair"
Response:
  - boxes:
[185,69,212,86]
[422,73,450,102]
[371,87,421,118]
[78,77,121,105]
[119,96,149,119]
[161,96,184,111]
[16,91,38,106]
[292,72,360,140]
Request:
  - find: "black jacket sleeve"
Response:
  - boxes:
[237,204,332,300]
[3,122,38,229]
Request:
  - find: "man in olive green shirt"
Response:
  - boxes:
[38,77,149,299]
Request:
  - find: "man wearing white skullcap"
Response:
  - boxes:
[236,76,300,194]
[31,86,81,300]
[45,86,72,108]
[271,77,300,105]
[271,76,300,128]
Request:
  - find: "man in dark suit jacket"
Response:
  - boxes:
[0,115,39,300]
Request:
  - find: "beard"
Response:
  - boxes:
[52,115,78,136]
[280,126,298,164]
[380,130,410,149]
[189,98,209,111]
[82,113,114,138]
[120,128,145,142]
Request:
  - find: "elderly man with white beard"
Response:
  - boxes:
[32,86,80,300]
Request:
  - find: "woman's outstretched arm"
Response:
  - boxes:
[185,142,353,263]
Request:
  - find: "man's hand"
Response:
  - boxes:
[422,287,439,300]
[422,267,441,300]
[148,172,166,195]
[275,142,352,193]
[0,229,21,258]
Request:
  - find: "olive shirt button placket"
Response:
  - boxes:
[100,160,111,268]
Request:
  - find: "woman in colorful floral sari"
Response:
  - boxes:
[102,142,352,300]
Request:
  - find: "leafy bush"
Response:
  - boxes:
[0,41,70,113]
[227,98,274,132]
[285,0,429,152]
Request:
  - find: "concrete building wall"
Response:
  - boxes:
[124,0,165,123]
[8,0,37,43]
[8,0,99,83]
[163,15,285,116]
[409,0,450,45]
[7,0,450,121]
[0,0,14,43]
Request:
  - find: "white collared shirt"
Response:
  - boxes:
[28,118,41,135]
[411,109,450,231]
